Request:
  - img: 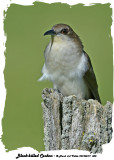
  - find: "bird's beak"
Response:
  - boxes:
[44,29,56,36]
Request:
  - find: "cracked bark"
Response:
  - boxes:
[41,88,112,153]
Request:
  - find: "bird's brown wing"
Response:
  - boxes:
[83,51,101,103]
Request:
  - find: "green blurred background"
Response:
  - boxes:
[2,2,113,152]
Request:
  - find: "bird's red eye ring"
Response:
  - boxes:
[61,28,68,34]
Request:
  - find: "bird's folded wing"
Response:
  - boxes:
[83,51,101,103]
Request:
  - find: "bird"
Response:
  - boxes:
[39,24,101,103]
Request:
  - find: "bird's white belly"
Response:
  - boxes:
[43,40,90,99]
[52,71,90,99]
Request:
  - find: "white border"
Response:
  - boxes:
[0,0,114,159]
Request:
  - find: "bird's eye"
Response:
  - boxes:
[61,28,68,34]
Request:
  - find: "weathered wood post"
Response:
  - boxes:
[41,88,112,153]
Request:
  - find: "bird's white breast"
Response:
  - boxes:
[40,36,90,99]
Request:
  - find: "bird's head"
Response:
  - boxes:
[44,24,75,40]
[44,23,83,50]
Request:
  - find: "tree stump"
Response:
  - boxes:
[41,88,112,153]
